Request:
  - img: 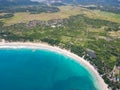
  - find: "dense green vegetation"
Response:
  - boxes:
[63,0,120,14]
[0,21,3,27]
[86,5,120,14]
[0,5,60,14]
[0,0,59,14]
[0,0,37,6]
[0,13,14,19]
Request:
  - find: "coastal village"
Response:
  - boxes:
[85,49,120,89]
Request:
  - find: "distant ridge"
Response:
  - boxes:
[0,0,38,6]
[62,0,120,6]
[0,0,119,6]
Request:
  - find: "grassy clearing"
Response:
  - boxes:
[0,5,120,26]
[59,6,120,23]
[109,31,120,38]
[88,27,105,33]
[1,6,82,26]
[92,10,120,23]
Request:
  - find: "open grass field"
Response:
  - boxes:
[91,10,120,23]
[0,5,120,26]
[109,31,120,38]
[0,6,82,26]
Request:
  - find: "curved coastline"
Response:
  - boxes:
[0,42,108,90]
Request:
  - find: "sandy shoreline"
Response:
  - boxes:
[0,42,108,90]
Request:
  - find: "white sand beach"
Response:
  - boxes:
[0,42,108,90]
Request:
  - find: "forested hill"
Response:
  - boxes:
[62,0,120,6]
[61,0,120,14]
[0,0,38,6]
[0,0,120,7]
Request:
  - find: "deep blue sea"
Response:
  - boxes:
[0,48,98,90]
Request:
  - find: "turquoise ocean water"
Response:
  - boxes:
[0,48,98,90]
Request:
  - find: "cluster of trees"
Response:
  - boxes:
[0,21,3,27]
[65,15,120,31]
[86,5,120,14]
[0,5,60,14]
[116,59,120,66]
[0,0,60,14]
[0,0,38,7]
[41,38,60,45]
[0,13,14,19]
[62,0,120,14]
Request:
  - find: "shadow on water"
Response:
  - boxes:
[50,76,97,90]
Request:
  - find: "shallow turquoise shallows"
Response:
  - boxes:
[0,48,98,90]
